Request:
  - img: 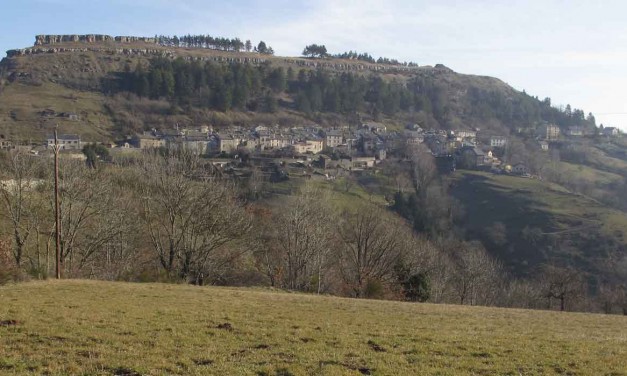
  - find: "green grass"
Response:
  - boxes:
[265,176,387,212]
[449,171,627,273]
[454,170,627,235]
[0,280,625,375]
[558,161,624,186]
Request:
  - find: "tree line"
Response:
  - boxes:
[303,44,419,66]
[111,57,591,133]
[155,34,274,54]
[0,149,625,314]
[467,87,597,131]
[115,58,436,117]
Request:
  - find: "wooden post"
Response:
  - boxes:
[54,129,61,279]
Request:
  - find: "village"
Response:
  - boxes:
[0,121,623,182]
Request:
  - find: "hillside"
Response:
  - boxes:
[449,171,627,278]
[0,35,590,142]
[1,280,625,375]
[0,34,625,311]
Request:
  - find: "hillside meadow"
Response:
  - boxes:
[450,170,627,275]
[0,280,625,375]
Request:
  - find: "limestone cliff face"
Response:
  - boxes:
[34,35,157,46]
[114,36,157,44]
[5,35,423,74]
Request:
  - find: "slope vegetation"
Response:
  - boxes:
[450,171,627,277]
[0,38,553,141]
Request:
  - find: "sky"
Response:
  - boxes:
[1,0,626,130]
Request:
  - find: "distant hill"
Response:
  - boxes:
[0,34,596,142]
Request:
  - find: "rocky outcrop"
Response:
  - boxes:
[35,34,115,45]
[7,35,423,74]
[34,35,157,46]
[282,58,419,73]
[115,36,157,44]
[7,47,174,58]
[5,46,424,74]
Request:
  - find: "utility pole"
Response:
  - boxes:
[53,128,61,279]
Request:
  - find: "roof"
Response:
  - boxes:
[134,133,160,140]
[404,130,424,138]
[47,134,80,140]
[461,146,485,156]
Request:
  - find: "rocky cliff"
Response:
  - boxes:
[34,34,157,46]
[0,34,445,77]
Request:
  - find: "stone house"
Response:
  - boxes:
[339,156,376,170]
[566,126,584,136]
[217,134,240,153]
[457,146,486,169]
[602,127,619,136]
[46,134,81,150]
[490,136,508,148]
[0,138,13,150]
[132,133,165,149]
[513,163,529,175]
[364,122,386,133]
[537,123,560,140]
[293,139,324,154]
[455,129,477,141]
[404,130,425,145]
[324,130,344,148]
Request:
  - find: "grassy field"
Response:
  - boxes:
[0,280,625,375]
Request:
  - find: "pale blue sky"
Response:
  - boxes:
[1,0,626,130]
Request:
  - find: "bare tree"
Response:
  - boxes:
[272,184,333,292]
[56,160,125,276]
[484,221,508,247]
[449,241,504,306]
[338,205,407,297]
[0,150,43,267]
[500,278,544,309]
[423,245,456,303]
[538,264,585,311]
[138,152,251,282]
[246,166,267,200]
[250,205,282,287]
[598,283,627,315]
[408,144,437,194]
[597,253,627,314]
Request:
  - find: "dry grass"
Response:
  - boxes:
[0,81,114,142]
[0,280,625,375]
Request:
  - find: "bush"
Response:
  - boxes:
[0,239,22,285]
[364,279,385,299]
[402,273,431,302]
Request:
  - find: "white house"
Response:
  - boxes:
[490,136,507,148]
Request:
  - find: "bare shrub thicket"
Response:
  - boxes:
[137,152,251,283]
[0,149,621,313]
[337,205,409,298]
